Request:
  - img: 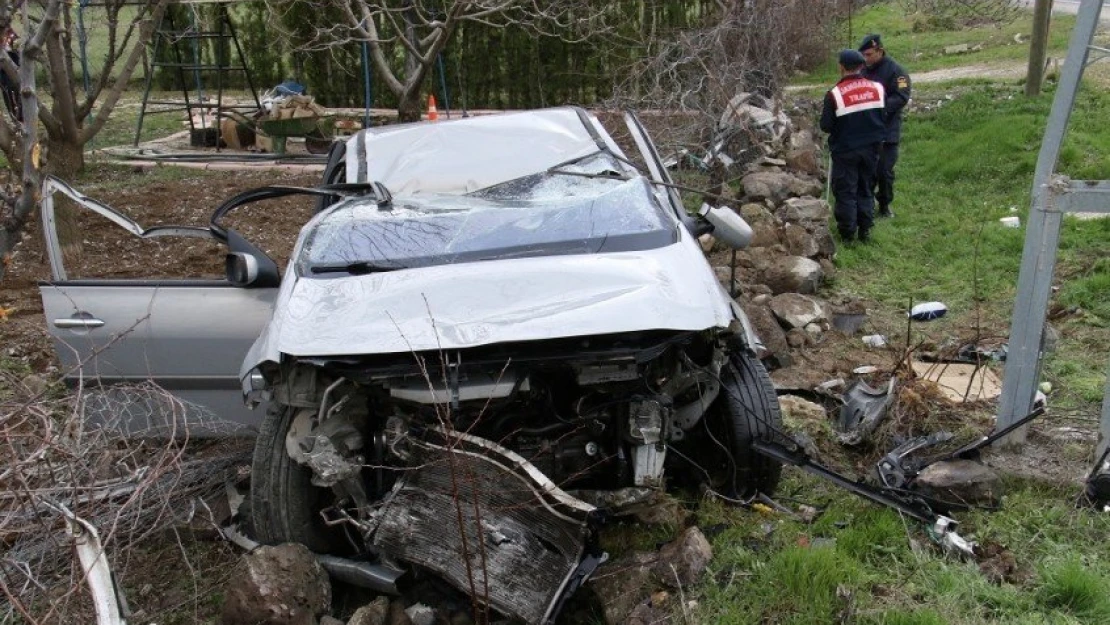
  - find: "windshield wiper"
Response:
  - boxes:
[310,261,407,275]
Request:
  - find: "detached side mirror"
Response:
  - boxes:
[697,203,752,249]
[225,229,280,288]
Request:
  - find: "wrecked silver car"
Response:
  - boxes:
[38,108,782,623]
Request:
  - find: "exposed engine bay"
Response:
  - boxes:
[252,330,764,623]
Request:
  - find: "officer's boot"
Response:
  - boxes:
[878,203,894,218]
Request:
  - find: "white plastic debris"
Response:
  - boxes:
[853,365,879,375]
[406,603,436,625]
[1000,216,1021,228]
[909,302,948,321]
[862,334,887,348]
[42,501,125,625]
[1034,390,1048,409]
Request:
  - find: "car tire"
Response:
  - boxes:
[249,402,346,553]
[714,352,784,497]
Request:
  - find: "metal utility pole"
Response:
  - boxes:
[1026,0,1054,96]
[999,0,1110,446]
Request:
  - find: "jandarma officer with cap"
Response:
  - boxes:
[820,49,885,243]
[859,33,911,218]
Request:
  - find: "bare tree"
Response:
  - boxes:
[0,0,167,280]
[272,0,613,121]
[611,0,847,163]
[0,0,168,175]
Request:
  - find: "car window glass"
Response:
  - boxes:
[298,176,676,274]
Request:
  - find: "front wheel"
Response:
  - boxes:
[688,352,783,498]
[249,402,348,552]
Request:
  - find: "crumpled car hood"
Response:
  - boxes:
[261,239,731,359]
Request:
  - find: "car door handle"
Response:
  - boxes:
[54,317,105,329]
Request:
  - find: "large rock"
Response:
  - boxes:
[762,256,824,295]
[780,197,831,222]
[770,293,828,329]
[781,223,820,258]
[349,597,391,625]
[741,301,790,363]
[913,460,1004,508]
[785,129,821,175]
[652,527,713,589]
[788,175,824,198]
[741,171,797,204]
[220,543,331,625]
[388,601,413,625]
[626,599,669,625]
[778,395,829,423]
[589,552,654,625]
[739,202,782,248]
[806,223,838,259]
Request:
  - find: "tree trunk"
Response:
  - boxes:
[45,135,84,177]
[1025,0,1053,97]
[398,89,423,123]
[44,136,84,262]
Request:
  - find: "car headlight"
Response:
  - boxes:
[242,367,270,408]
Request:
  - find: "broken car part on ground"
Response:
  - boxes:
[38,108,981,623]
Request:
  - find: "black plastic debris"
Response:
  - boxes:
[835,378,897,446]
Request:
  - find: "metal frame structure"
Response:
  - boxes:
[998,0,1110,457]
[133,3,260,147]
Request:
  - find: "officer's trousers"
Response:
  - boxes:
[831,144,881,237]
[875,142,899,210]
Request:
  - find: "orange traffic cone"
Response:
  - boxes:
[427,94,439,121]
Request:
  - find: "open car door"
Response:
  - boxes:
[37,177,276,435]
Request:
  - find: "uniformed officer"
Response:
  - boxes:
[820,49,885,243]
[859,33,910,218]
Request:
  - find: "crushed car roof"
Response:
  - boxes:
[344,107,627,195]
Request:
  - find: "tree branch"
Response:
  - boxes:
[80,1,167,145]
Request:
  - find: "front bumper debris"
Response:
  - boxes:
[370,427,603,625]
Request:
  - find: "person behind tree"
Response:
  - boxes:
[0,28,21,123]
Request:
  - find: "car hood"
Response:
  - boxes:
[248,239,732,363]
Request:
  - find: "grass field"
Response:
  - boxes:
[671,5,1110,624]
[803,3,1077,85]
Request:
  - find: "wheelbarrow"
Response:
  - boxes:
[256,115,337,155]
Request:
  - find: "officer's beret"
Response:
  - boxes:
[859,34,882,51]
[839,49,866,68]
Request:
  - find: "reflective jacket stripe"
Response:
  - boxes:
[832,80,884,117]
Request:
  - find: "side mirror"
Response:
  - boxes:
[225,229,281,288]
[697,203,752,249]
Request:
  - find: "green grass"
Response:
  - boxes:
[687,473,1110,624]
[822,81,1110,412]
[802,3,1076,85]
[681,8,1110,623]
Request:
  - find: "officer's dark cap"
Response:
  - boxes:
[839,49,866,69]
[859,34,882,52]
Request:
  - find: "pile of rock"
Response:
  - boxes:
[698,95,846,369]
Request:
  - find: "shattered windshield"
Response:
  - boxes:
[299,160,675,276]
